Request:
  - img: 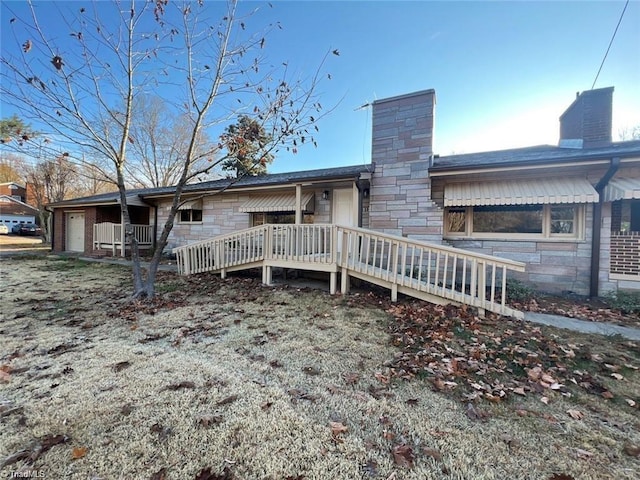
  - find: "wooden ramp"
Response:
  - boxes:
[173,224,526,318]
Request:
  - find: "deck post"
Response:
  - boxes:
[340,267,350,294]
[264,265,272,286]
[330,271,337,294]
[391,283,398,302]
[220,267,227,279]
[295,184,302,225]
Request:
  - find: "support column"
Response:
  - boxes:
[295,184,302,225]
[341,268,350,294]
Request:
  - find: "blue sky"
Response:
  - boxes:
[1,1,639,175]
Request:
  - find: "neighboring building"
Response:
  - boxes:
[48,87,640,297]
[0,182,27,203]
[0,194,39,229]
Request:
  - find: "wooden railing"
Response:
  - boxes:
[338,226,525,317]
[173,224,525,317]
[93,222,154,256]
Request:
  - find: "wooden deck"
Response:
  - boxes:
[173,224,526,318]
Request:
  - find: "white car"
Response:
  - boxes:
[0,224,9,234]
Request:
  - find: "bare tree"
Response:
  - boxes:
[23,154,76,241]
[0,152,25,183]
[123,95,218,187]
[1,0,331,298]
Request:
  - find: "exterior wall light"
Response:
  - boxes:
[322,190,330,200]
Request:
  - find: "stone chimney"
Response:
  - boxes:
[368,89,443,242]
[559,86,613,148]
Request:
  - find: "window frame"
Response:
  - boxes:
[178,208,203,224]
[444,204,585,241]
[251,212,315,226]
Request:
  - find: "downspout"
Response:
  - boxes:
[590,157,620,297]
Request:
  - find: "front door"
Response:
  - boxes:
[66,212,85,252]
[333,188,356,258]
[332,188,355,227]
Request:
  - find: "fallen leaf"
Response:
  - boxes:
[566,409,584,420]
[112,361,131,372]
[466,403,489,421]
[329,421,348,436]
[150,468,167,480]
[625,398,636,407]
[422,447,443,461]
[610,373,624,380]
[623,444,640,457]
[540,396,549,405]
[162,381,196,391]
[302,366,321,376]
[196,413,223,427]
[575,448,593,459]
[216,395,238,406]
[392,444,414,468]
[72,446,87,459]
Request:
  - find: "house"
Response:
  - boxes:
[48,87,640,299]
[0,194,40,230]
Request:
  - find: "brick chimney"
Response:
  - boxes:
[368,89,443,242]
[559,86,613,148]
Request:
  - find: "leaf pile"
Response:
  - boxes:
[384,301,639,406]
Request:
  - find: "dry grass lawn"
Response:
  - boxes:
[1,254,639,479]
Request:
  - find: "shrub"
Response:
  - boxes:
[603,290,640,314]
[505,279,534,303]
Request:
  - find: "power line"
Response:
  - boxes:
[592,0,630,89]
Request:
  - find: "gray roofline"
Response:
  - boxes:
[430,141,640,173]
[48,163,375,208]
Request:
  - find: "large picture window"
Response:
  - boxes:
[252,212,314,226]
[445,204,583,240]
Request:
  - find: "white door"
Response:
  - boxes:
[66,212,85,252]
[332,188,356,258]
[332,188,355,227]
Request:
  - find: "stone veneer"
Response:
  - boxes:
[368,89,443,242]
[158,187,334,251]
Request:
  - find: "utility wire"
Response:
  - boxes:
[592,0,629,89]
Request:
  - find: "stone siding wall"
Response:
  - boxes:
[369,90,443,242]
[448,205,595,295]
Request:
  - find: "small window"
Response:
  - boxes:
[550,206,576,235]
[446,208,466,233]
[179,209,203,223]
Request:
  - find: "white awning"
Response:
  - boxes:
[239,192,315,213]
[178,199,203,211]
[603,178,640,202]
[444,178,599,207]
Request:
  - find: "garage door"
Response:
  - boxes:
[66,212,85,252]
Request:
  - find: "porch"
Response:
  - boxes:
[93,222,154,256]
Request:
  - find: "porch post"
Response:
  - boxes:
[295,184,302,224]
[352,182,359,227]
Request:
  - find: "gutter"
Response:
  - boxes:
[590,157,620,297]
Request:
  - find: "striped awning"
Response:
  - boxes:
[602,178,640,202]
[178,199,203,211]
[444,178,599,207]
[239,192,315,213]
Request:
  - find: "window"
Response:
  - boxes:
[179,209,202,223]
[445,204,583,240]
[252,212,314,226]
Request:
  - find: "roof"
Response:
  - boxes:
[0,195,39,215]
[48,164,374,208]
[431,140,640,172]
